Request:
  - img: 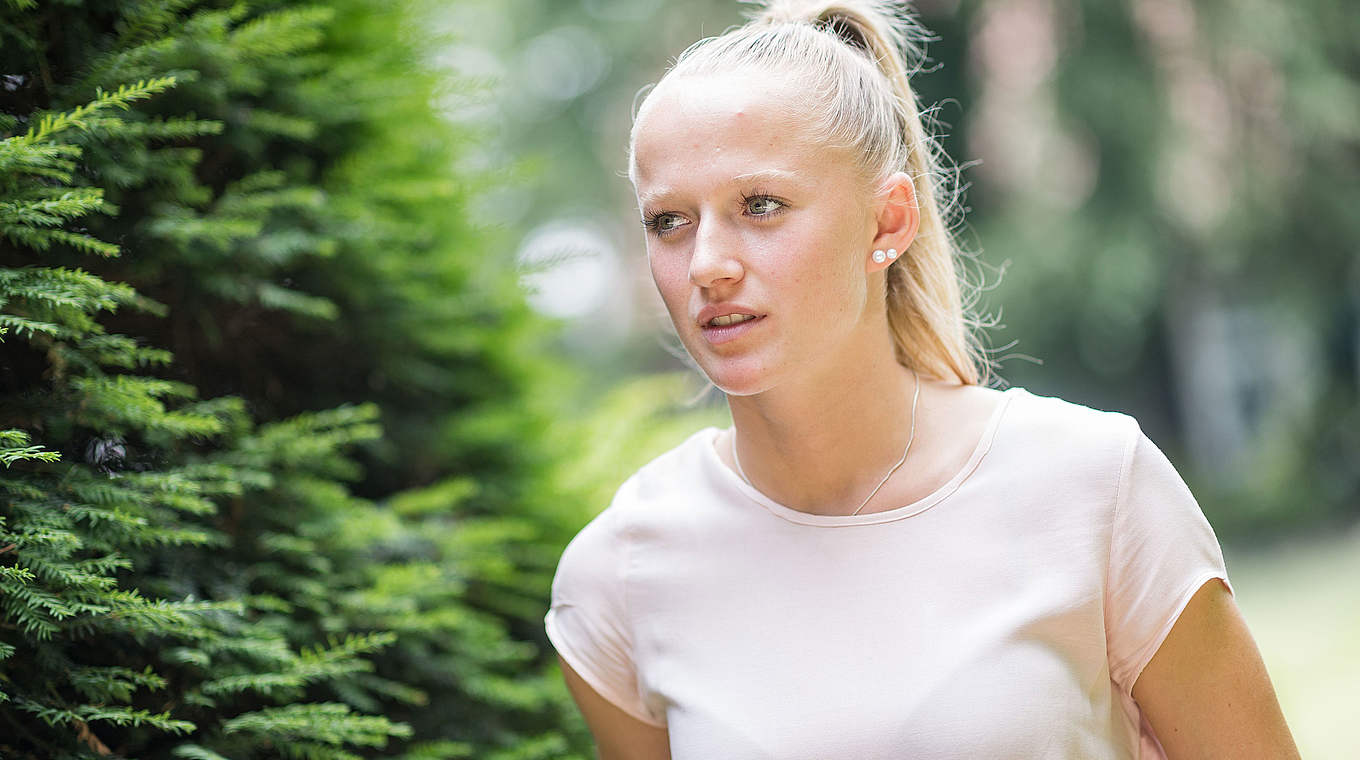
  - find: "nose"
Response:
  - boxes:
[688,218,744,289]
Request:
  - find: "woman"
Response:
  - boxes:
[545,2,1299,757]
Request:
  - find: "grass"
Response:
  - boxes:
[1226,522,1360,758]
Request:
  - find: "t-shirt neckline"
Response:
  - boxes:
[699,386,1024,527]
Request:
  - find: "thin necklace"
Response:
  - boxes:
[730,368,921,517]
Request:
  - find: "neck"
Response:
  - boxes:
[727,332,924,516]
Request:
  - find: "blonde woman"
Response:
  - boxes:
[545,2,1298,757]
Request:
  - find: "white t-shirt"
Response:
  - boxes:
[545,386,1232,759]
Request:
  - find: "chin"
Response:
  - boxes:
[696,360,776,397]
[710,380,765,397]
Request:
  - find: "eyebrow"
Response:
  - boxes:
[732,169,801,184]
[637,169,804,208]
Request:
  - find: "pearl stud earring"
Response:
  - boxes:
[886,248,898,260]
[872,249,887,264]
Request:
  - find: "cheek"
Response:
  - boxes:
[648,251,688,308]
[782,234,857,297]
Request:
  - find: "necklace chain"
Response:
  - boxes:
[730,368,921,517]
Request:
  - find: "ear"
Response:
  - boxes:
[866,171,920,273]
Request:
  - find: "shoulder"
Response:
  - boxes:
[552,427,718,607]
[562,426,719,548]
[1003,386,1141,461]
[990,387,1147,502]
[1007,386,1138,438]
[605,426,720,518]
[1001,387,1211,535]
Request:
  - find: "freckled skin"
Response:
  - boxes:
[631,73,885,398]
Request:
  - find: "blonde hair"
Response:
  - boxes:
[631,0,994,386]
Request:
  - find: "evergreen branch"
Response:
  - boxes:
[60,478,149,508]
[197,633,292,665]
[80,705,195,734]
[164,646,211,669]
[1,430,61,466]
[68,375,227,438]
[388,477,479,517]
[102,594,246,626]
[262,639,399,703]
[0,179,121,256]
[114,0,200,46]
[66,35,180,98]
[239,404,383,470]
[5,521,83,562]
[1,583,75,638]
[0,188,108,227]
[0,565,37,585]
[57,507,149,541]
[0,141,81,183]
[40,113,216,140]
[2,225,121,256]
[0,267,154,318]
[77,334,174,369]
[254,281,339,320]
[172,745,231,760]
[70,373,198,401]
[20,549,129,592]
[222,702,411,747]
[241,108,317,140]
[297,630,396,668]
[69,665,168,703]
[0,314,62,339]
[197,670,326,698]
[228,7,335,61]
[14,697,195,735]
[216,180,324,216]
[0,485,47,513]
[115,471,219,516]
[350,671,428,708]
[18,78,179,144]
[145,211,264,250]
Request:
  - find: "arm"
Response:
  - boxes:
[559,655,671,760]
[1132,579,1300,759]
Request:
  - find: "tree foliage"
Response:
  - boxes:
[2,0,578,757]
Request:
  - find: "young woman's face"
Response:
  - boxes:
[630,72,882,396]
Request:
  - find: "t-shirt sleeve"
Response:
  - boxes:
[544,482,664,727]
[1105,417,1233,697]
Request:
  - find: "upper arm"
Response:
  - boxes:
[559,655,671,760]
[1132,578,1299,759]
[547,490,670,758]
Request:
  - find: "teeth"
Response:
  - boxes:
[708,313,757,327]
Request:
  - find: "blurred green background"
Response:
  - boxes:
[1,0,1354,757]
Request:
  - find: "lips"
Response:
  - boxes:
[696,305,761,348]
[707,313,758,327]
[696,303,763,327]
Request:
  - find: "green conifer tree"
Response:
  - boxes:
[3,0,576,757]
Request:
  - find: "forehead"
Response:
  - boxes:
[630,72,847,194]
